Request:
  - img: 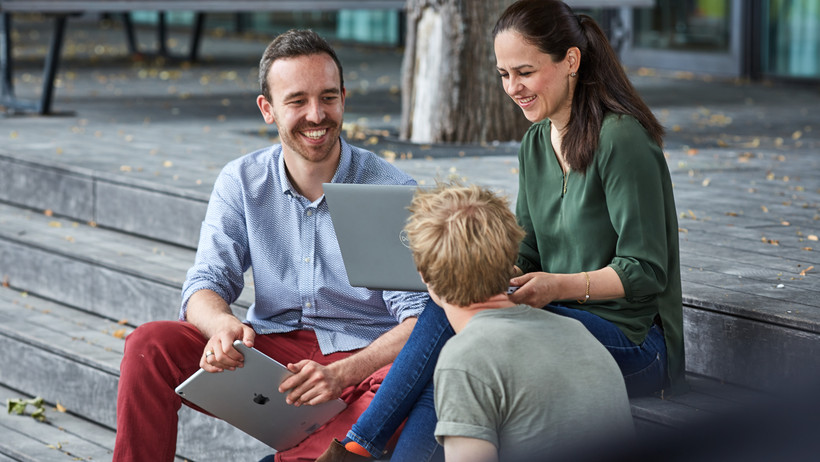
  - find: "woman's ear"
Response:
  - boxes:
[566,47,581,74]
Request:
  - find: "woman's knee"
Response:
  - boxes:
[623,352,665,397]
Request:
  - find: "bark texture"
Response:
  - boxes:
[400,0,530,143]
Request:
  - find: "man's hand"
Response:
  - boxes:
[278,360,347,406]
[508,272,559,308]
[199,314,256,373]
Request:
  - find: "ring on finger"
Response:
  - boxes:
[205,350,215,358]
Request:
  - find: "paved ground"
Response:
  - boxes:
[2,15,819,310]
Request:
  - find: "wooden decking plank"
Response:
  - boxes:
[683,375,766,404]
[681,268,818,312]
[0,287,125,371]
[680,224,818,252]
[0,385,113,462]
[0,202,254,324]
[683,307,820,388]
[0,203,192,285]
[630,396,706,427]
[682,239,816,273]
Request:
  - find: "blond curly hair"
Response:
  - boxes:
[406,183,525,306]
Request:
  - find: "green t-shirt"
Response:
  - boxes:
[434,306,634,460]
[516,113,685,392]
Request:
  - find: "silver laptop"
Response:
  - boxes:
[323,183,427,292]
[175,340,347,450]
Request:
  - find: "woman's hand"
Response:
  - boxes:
[508,272,560,308]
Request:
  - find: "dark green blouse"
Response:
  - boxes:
[515,113,685,392]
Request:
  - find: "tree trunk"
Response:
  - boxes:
[400,0,530,144]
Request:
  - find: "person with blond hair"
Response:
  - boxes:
[410,184,633,462]
[318,0,684,459]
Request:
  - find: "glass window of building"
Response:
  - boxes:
[633,0,732,53]
[763,0,820,78]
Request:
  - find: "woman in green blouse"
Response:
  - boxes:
[498,0,684,396]
[316,1,684,460]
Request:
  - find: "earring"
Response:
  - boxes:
[570,72,577,77]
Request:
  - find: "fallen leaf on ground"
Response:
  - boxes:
[44,209,53,217]
[809,235,819,241]
[56,402,67,413]
[112,328,127,339]
[7,397,47,422]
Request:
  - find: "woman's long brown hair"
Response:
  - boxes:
[493,0,664,173]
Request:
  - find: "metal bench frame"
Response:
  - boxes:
[1,0,651,115]
[0,0,405,114]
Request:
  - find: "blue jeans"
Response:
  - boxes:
[544,304,667,397]
[347,298,453,461]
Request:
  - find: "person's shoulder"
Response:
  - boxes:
[521,118,550,143]
[597,113,664,164]
[437,324,492,367]
[222,145,278,175]
[600,113,649,141]
[343,139,416,186]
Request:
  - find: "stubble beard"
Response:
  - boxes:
[280,119,342,164]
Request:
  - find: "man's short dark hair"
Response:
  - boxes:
[259,29,344,102]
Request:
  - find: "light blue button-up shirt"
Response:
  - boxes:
[180,138,428,354]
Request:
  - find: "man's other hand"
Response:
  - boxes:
[279,360,345,406]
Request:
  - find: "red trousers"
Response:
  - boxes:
[113,321,391,461]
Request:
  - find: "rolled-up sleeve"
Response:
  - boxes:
[381,290,428,323]
[180,168,250,319]
[598,118,669,302]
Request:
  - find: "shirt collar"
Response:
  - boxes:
[277,137,354,199]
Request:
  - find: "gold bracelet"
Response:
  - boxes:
[577,271,590,304]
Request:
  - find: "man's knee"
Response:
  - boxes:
[123,320,203,361]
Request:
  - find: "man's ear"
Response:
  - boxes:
[257,94,276,125]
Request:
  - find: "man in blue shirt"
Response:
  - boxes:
[113,30,428,462]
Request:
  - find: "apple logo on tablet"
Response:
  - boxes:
[253,393,270,405]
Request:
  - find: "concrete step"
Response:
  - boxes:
[0,287,271,461]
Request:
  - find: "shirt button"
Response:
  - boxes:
[306,210,313,217]
[305,302,312,308]
[304,257,310,263]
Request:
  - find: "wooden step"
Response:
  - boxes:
[0,153,208,249]
[0,201,253,325]
[0,287,271,461]
[0,383,115,462]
